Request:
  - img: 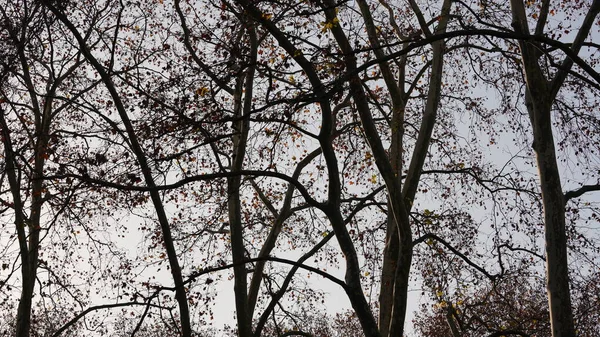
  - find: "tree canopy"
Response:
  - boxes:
[1,0,599,336]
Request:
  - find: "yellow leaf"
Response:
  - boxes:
[370,174,377,184]
[195,87,210,96]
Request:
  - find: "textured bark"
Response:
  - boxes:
[379,213,399,336]
[379,104,406,337]
[531,98,574,337]
[509,1,600,336]
[353,2,406,334]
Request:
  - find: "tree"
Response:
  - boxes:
[414,274,552,337]
[509,1,600,336]
[0,2,93,336]
[413,272,600,337]
[2,0,600,337]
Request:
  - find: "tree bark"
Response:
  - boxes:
[530,96,574,337]
[1,103,39,337]
[509,1,600,336]
[352,2,406,334]
[348,1,451,335]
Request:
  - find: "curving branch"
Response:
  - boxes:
[351,30,600,87]
[52,301,169,337]
[184,256,347,290]
[252,233,335,337]
[498,243,546,262]
[43,169,322,208]
[564,184,600,203]
[413,233,497,281]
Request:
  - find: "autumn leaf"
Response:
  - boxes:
[369,174,377,184]
[195,87,210,96]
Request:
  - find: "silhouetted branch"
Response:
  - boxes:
[413,233,497,281]
[52,301,169,337]
[564,184,600,202]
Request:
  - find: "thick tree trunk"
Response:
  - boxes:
[15,219,41,337]
[508,1,600,335]
[228,175,252,337]
[526,90,575,337]
[379,101,404,337]
[379,215,398,336]
[533,113,574,337]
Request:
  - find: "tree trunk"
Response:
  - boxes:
[8,41,53,337]
[227,24,257,337]
[42,4,194,335]
[531,100,575,337]
[509,1,600,336]
[1,103,39,337]
[352,1,406,333]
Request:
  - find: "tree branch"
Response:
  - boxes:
[185,256,347,291]
[564,184,600,202]
[52,301,169,337]
[43,169,322,208]
[413,233,497,281]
